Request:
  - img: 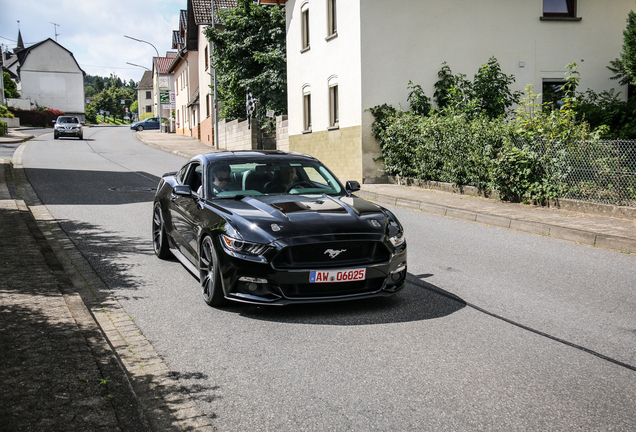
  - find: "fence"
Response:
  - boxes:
[535,139,636,207]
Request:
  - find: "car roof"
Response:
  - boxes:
[195,151,318,165]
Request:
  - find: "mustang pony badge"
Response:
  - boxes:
[324,249,346,259]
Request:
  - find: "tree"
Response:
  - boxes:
[204,0,287,122]
[3,72,19,99]
[610,10,636,87]
[92,86,135,122]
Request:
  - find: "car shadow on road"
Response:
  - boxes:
[231,273,466,325]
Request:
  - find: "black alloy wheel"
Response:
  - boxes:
[152,204,171,259]
[200,236,226,307]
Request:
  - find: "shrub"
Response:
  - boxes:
[575,89,636,139]
[407,81,431,116]
[0,120,7,136]
[8,108,64,127]
[489,140,568,203]
[0,104,14,118]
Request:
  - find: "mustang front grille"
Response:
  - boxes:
[278,277,385,298]
[272,241,390,269]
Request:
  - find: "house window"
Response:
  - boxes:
[206,94,210,118]
[329,84,338,128]
[542,80,568,109]
[301,3,310,51]
[303,86,312,132]
[327,0,337,38]
[543,0,577,18]
[145,105,152,113]
[204,46,209,70]
[146,91,151,99]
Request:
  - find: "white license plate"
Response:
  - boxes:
[309,269,366,283]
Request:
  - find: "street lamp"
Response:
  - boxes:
[124,35,161,118]
[126,62,150,71]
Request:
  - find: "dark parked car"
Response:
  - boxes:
[53,116,83,139]
[130,117,167,131]
[152,151,407,307]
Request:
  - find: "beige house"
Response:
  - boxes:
[168,0,237,145]
[153,52,177,120]
[284,0,635,184]
[136,70,154,118]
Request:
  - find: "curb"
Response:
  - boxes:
[357,190,636,254]
[0,134,35,144]
[10,144,215,431]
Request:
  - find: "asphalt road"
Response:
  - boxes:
[21,126,636,431]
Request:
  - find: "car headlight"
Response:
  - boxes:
[221,235,270,256]
[389,231,405,248]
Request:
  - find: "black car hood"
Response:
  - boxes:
[210,194,389,244]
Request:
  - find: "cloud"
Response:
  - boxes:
[0,0,184,82]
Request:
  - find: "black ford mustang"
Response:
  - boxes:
[152,151,407,306]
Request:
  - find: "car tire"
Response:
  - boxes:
[137,125,144,131]
[54,132,59,140]
[78,133,83,140]
[152,204,172,259]
[200,236,226,307]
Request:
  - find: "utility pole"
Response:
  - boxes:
[50,23,60,42]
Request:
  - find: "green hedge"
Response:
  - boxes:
[0,120,7,136]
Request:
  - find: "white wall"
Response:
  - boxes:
[359,0,633,112]
[19,40,84,114]
[286,0,362,136]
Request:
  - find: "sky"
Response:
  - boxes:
[0,0,185,84]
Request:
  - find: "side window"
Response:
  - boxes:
[184,163,203,195]
[301,3,310,51]
[177,165,188,184]
[542,0,578,19]
[542,80,568,109]
[303,86,312,132]
[328,77,339,129]
[327,0,337,38]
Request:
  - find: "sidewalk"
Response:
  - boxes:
[136,130,636,254]
[1,149,214,430]
[0,128,35,144]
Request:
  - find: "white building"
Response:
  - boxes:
[12,37,85,120]
[284,0,635,183]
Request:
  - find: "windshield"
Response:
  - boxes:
[207,159,344,198]
[58,117,78,123]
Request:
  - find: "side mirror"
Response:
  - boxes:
[345,181,361,193]
[52,120,56,124]
[173,185,192,197]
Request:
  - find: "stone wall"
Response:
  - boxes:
[217,118,259,151]
[276,115,289,152]
[289,125,363,183]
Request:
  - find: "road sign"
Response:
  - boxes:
[121,100,125,105]
[160,91,170,104]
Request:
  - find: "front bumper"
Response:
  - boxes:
[55,128,81,137]
[217,244,407,306]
